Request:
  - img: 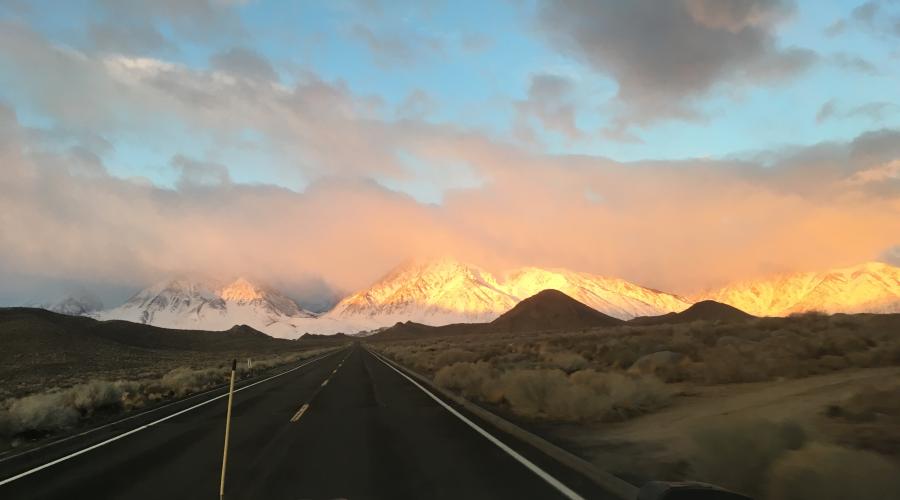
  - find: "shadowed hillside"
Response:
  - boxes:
[373,289,623,339]
[489,289,623,332]
[630,300,754,325]
[0,308,346,398]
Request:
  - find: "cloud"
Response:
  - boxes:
[171,155,231,188]
[824,19,847,37]
[397,89,438,120]
[1,20,899,305]
[0,25,405,179]
[88,22,174,55]
[830,52,880,75]
[209,47,278,82]
[882,245,900,266]
[816,99,899,124]
[2,98,899,302]
[515,73,583,141]
[852,1,880,25]
[535,0,816,128]
[351,24,443,68]
[816,99,838,124]
[94,0,245,43]
[829,0,900,38]
[460,33,492,52]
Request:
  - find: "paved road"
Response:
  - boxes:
[0,344,616,499]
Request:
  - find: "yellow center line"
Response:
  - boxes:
[320,379,329,387]
[290,403,310,423]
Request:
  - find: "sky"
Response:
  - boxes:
[0,0,898,308]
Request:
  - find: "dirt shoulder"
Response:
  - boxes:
[548,366,900,483]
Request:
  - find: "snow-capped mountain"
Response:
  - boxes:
[502,267,691,320]
[67,260,900,337]
[700,261,900,316]
[43,289,104,316]
[322,259,691,330]
[324,260,520,328]
[95,277,317,338]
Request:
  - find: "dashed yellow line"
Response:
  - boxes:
[290,357,346,423]
[290,403,310,423]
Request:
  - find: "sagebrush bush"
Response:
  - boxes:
[434,348,478,368]
[0,380,129,437]
[434,361,500,402]
[689,419,807,497]
[766,444,900,500]
[0,349,329,442]
[432,361,669,422]
[159,367,227,397]
[541,350,588,372]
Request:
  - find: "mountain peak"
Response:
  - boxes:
[43,289,104,316]
[219,278,267,303]
[490,289,623,332]
[95,275,315,338]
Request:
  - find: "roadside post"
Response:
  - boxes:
[219,359,237,500]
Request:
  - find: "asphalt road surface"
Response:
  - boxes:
[0,344,619,499]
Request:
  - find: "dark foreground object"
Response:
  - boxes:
[638,481,752,500]
[0,345,618,499]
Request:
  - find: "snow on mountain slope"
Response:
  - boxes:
[95,277,317,338]
[323,259,691,330]
[42,290,104,316]
[700,262,900,316]
[324,259,519,328]
[502,267,691,320]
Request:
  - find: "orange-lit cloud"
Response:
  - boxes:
[1,100,898,301]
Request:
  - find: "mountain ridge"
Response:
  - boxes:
[700,261,900,316]
[46,259,900,337]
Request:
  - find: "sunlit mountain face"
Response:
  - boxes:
[700,262,900,317]
[78,259,900,337]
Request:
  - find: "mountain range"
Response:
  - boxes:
[40,259,900,338]
[699,261,900,317]
[93,278,318,338]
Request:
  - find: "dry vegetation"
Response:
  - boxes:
[688,417,900,499]
[0,349,333,449]
[372,312,900,498]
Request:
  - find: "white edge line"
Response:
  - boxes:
[0,349,344,487]
[369,349,585,500]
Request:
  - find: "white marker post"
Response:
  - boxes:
[219,359,237,500]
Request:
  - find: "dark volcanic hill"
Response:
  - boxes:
[489,289,623,332]
[630,300,754,325]
[374,320,487,340]
[372,289,622,339]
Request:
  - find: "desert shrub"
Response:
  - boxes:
[434,362,500,402]
[701,345,768,383]
[495,368,605,420]
[832,383,900,422]
[570,370,671,419]
[159,367,227,397]
[0,380,128,438]
[766,444,900,500]
[433,348,478,369]
[434,363,671,422]
[826,382,900,455]
[689,419,807,497]
[541,350,588,372]
[0,392,78,437]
